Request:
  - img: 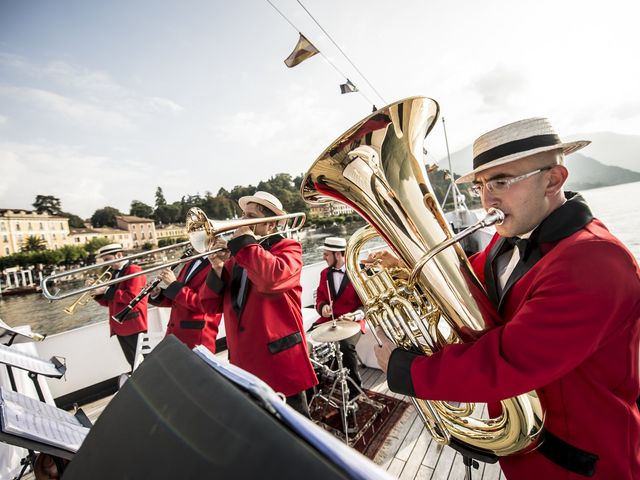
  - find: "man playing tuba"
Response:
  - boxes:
[373,118,640,479]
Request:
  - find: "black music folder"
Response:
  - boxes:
[63,336,391,480]
[0,387,91,460]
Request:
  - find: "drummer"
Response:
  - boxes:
[312,237,366,397]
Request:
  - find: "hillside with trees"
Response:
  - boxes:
[29,169,470,234]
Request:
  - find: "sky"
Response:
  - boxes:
[1,0,639,217]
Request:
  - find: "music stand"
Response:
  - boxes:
[0,343,68,479]
[0,388,91,479]
[0,343,65,402]
[63,336,392,480]
[0,319,46,346]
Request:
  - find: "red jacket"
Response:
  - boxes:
[199,235,317,397]
[388,218,640,479]
[150,258,221,352]
[314,267,365,333]
[95,263,148,337]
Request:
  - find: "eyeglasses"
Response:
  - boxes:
[470,167,553,195]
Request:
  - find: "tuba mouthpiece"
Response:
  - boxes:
[483,208,505,226]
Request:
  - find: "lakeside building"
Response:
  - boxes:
[0,209,70,257]
[308,201,355,218]
[155,224,187,243]
[115,215,158,249]
[67,228,134,250]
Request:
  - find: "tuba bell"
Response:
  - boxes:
[301,96,544,459]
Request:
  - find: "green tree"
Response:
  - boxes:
[426,169,480,209]
[22,235,47,252]
[130,200,154,218]
[229,185,256,203]
[154,204,181,225]
[61,212,86,228]
[141,242,154,251]
[58,245,89,265]
[201,193,236,220]
[85,237,112,255]
[90,207,121,228]
[32,195,62,215]
[155,186,167,208]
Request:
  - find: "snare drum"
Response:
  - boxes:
[310,343,335,365]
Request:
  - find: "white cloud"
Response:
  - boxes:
[209,111,288,146]
[0,85,135,129]
[146,96,184,114]
[0,114,7,126]
[470,65,527,112]
[0,140,167,217]
[0,53,184,130]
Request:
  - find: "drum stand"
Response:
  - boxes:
[310,341,383,445]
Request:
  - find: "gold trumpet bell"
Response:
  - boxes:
[63,268,112,315]
[186,208,215,253]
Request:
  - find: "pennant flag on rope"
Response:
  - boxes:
[339,79,358,94]
[284,33,319,68]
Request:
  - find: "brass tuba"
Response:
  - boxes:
[301,97,543,458]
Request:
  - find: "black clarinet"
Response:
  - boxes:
[112,246,194,323]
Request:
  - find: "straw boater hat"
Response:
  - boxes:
[238,191,285,216]
[96,243,123,258]
[456,117,590,184]
[318,237,347,252]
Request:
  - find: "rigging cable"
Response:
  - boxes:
[296,0,387,106]
[266,0,378,107]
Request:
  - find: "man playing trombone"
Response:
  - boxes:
[199,191,318,417]
[91,243,148,369]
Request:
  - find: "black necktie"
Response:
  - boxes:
[506,237,531,260]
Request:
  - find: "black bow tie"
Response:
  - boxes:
[330,267,344,273]
[506,237,531,259]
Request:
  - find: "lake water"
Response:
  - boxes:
[1,181,639,335]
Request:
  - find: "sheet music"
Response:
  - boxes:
[0,318,45,343]
[0,388,89,452]
[0,344,63,378]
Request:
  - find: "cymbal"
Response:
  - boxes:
[309,320,360,343]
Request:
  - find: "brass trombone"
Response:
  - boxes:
[41,207,305,301]
[63,268,112,314]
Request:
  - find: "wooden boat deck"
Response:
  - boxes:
[360,367,505,480]
[54,365,503,480]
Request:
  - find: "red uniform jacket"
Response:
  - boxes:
[314,267,365,333]
[387,200,640,479]
[150,258,221,352]
[199,235,318,397]
[95,263,148,337]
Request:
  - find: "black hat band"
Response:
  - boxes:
[473,134,560,169]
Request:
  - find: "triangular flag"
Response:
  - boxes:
[339,79,358,94]
[284,33,319,68]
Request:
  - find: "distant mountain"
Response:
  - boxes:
[565,153,640,191]
[566,132,640,172]
[436,132,640,190]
